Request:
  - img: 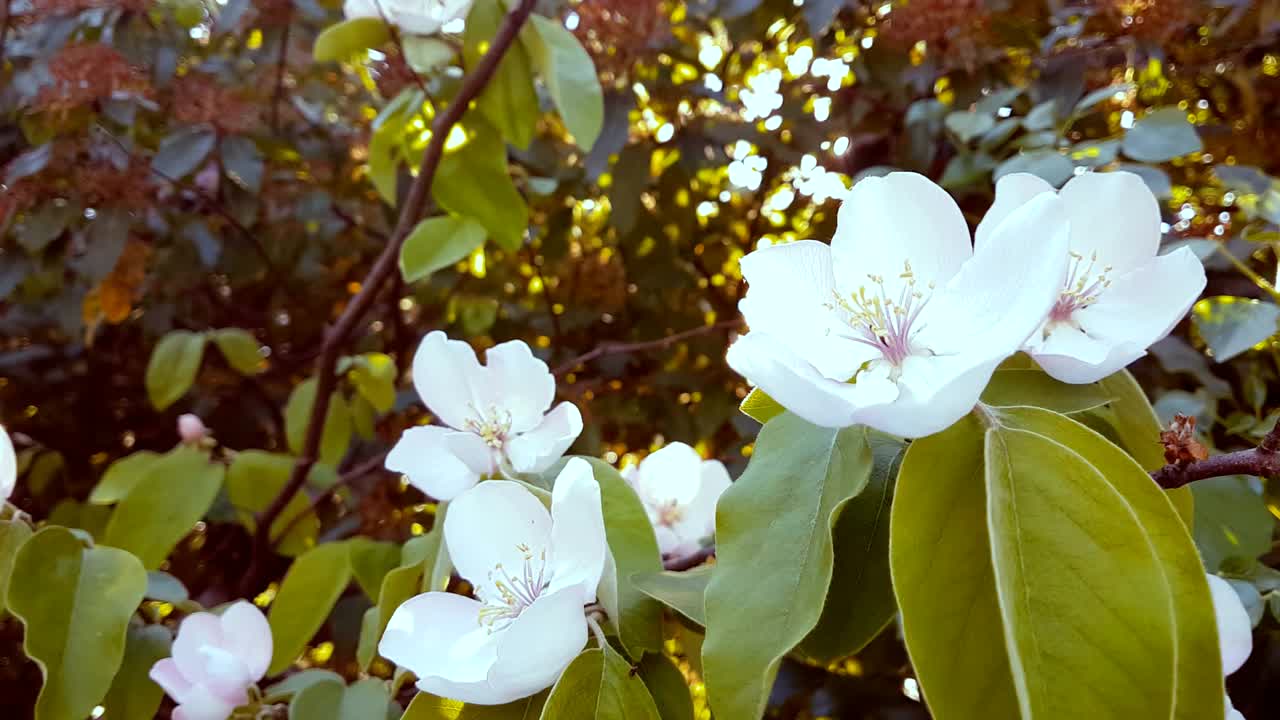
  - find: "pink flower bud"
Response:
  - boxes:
[177,414,208,444]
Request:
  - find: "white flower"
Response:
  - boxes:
[726,171,1069,438]
[977,172,1207,384]
[379,458,608,705]
[386,332,583,500]
[1207,573,1253,720]
[149,602,273,720]
[177,414,209,444]
[343,0,472,36]
[621,442,729,557]
[1,425,15,502]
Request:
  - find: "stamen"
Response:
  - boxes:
[1049,252,1113,325]
[463,404,513,449]
[828,260,932,366]
[477,544,550,632]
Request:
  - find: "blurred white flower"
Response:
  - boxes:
[149,602,272,720]
[0,425,14,502]
[1207,573,1252,720]
[343,0,472,36]
[380,458,607,705]
[622,442,729,557]
[387,332,582,500]
[177,414,209,444]
[979,172,1207,383]
[727,172,1069,438]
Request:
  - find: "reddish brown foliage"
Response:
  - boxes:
[572,0,664,81]
[173,74,261,134]
[1161,413,1210,465]
[33,43,151,114]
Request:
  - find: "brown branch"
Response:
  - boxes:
[275,450,391,541]
[241,0,538,596]
[524,244,563,352]
[553,317,744,377]
[269,5,295,133]
[663,545,714,571]
[1151,417,1280,489]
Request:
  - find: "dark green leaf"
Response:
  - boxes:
[433,118,528,251]
[637,654,694,720]
[225,451,319,557]
[0,519,33,613]
[1122,106,1204,162]
[540,646,661,719]
[1192,476,1274,571]
[144,571,189,604]
[285,378,353,467]
[152,126,217,179]
[981,367,1110,414]
[994,149,1073,186]
[348,537,401,602]
[267,541,353,675]
[220,136,265,192]
[1192,296,1280,362]
[631,565,710,627]
[403,692,546,719]
[101,625,172,720]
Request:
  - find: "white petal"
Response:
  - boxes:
[379,592,498,690]
[149,658,193,705]
[547,459,608,604]
[171,686,242,720]
[412,331,485,431]
[1058,171,1161,274]
[738,240,872,380]
[482,341,554,434]
[1207,574,1253,676]
[974,173,1054,250]
[1225,694,1246,720]
[386,425,491,501]
[1073,247,1206,353]
[172,613,224,685]
[488,589,590,702]
[342,0,382,21]
[0,425,14,502]
[653,525,684,557]
[635,443,703,508]
[505,402,582,474]
[392,6,445,35]
[832,172,972,291]
[446,481,552,598]
[673,461,730,547]
[194,647,253,701]
[217,602,272,681]
[854,353,1001,438]
[726,332,895,429]
[1029,325,1144,385]
[920,192,1069,358]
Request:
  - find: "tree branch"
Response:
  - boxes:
[663,545,714,571]
[1151,417,1280,489]
[553,317,743,377]
[241,0,538,596]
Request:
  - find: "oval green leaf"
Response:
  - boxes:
[88,451,162,505]
[524,15,604,151]
[400,215,488,283]
[285,378,353,467]
[465,0,539,150]
[226,451,320,556]
[314,17,391,63]
[145,330,207,411]
[267,541,353,675]
[211,328,263,375]
[101,624,172,720]
[540,646,661,720]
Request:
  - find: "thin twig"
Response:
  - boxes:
[241,0,539,597]
[1151,417,1280,489]
[554,317,743,377]
[269,5,295,132]
[275,450,391,541]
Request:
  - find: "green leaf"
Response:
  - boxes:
[152,126,217,179]
[524,15,604,150]
[1122,106,1204,162]
[738,387,784,424]
[8,527,147,720]
[102,446,224,570]
[356,606,379,671]
[348,352,398,413]
[0,519,33,613]
[285,378,353,466]
[432,118,528,251]
[1192,296,1280,362]
[375,526,444,647]
[890,415,1022,719]
[403,692,546,719]
[89,451,162,505]
[465,0,540,150]
[1074,82,1135,113]
[631,565,710,627]
[220,135,264,192]
[980,367,1110,414]
[798,431,903,663]
[348,537,401,601]
[264,669,346,703]
[1022,99,1058,131]
[944,111,995,142]
[144,571,189,604]
[145,330,207,411]
[702,413,873,720]
[225,451,319,557]
[637,654,694,720]
[314,17,391,62]
[101,624,172,720]
[540,646,661,719]
[289,677,394,720]
[1192,476,1274,571]
[403,36,456,73]
[994,149,1074,187]
[400,215,487,283]
[267,541,353,675]
[211,328,263,375]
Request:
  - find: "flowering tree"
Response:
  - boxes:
[2,0,1280,718]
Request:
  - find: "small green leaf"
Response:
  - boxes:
[211,328,263,375]
[1122,106,1203,162]
[1022,99,1058,131]
[89,451,162,505]
[8,527,147,720]
[314,17,391,62]
[225,451,319,557]
[348,537,401,601]
[145,330,207,411]
[994,149,1074,187]
[738,387,784,424]
[524,15,604,150]
[285,378,353,467]
[403,692,546,719]
[944,111,995,142]
[289,677,394,720]
[432,118,528,251]
[152,126,217,179]
[0,519,33,613]
[631,565,710,627]
[1192,476,1274,571]
[637,654,694,720]
[289,678,344,720]
[465,0,539,149]
[102,446,224,570]
[264,669,346,703]
[348,352,398,414]
[101,624,172,720]
[220,136,265,192]
[541,646,661,719]
[356,606,380,671]
[267,541,353,675]
[403,36,456,73]
[1074,82,1135,113]
[1192,296,1280,362]
[144,571,189,604]
[400,215,487,283]
[980,367,1111,414]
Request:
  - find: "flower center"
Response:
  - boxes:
[829,260,933,367]
[654,501,683,528]
[1048,251,1112,326]
[477,543,549,632]
[464,405,512,449]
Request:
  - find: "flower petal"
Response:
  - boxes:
[194,647,254,701]
[1207,574,1253,676]
[635,443,703,508]
[1225,695,1245,720]
[1058,171,1161,274]
[488,589,590,703]
[172,612,224,685]
[217,601,272,682]
[1028,325,1144,385]
[481,341,555,434]
[446,480,552,597]
[505,402,582,474]
[149,658,193,705]
[380,592,503,706]
[653,525,685,557]
[672,460,730,550]
[854,353,1002,438]
[412,331,485,431]
[726,332,896,429]
[973,173,1054,250]
[0,425,14,502]
[386,425,491,501]
[547,459,608,603]
[832,172,972,290]
[171,686,241,720]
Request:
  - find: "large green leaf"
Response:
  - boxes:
[702,413,872,720]
[314,17,391,62]
[285,378,353,467]
[0,519,33,613]
[980,368,1110,414]
[401,215,487,283]
[102,446,224,570]
[88,451,161,505]
[540,646,661,719]
[524,15,604,151]
[432,117,528,251]
[145,330,207,411]
[268,541,353,675]
[1192,476,1274,571]
[226,451,319,556]
[348,537,401,602]
[890,416,1022,719]
[631,565,710,627]
[8,527,147,720]
[798,431,903,662]
[101,624,172,720]
[636,654,693,720]
[403,692,546,719]
[1191,296,1280,362]
[465,0,539,150]
[985,421,1177,718]
[289,677,394,720]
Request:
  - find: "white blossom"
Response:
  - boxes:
[622,442,729,557]
[977,172,1207,383]
[0,425,14,502]
[726,171,1069,438]
[1208,573,1252,720]
[343,0,472,37]
[379,458,607,705]
[149,602,273,720]
[387,332,582,500]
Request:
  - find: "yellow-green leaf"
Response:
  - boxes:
[145,330,206,411]
[211,328,263,375]
[314,17,391,63]
[400,215,487,283]
[267,542,353,675]
[524,15,604,150]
